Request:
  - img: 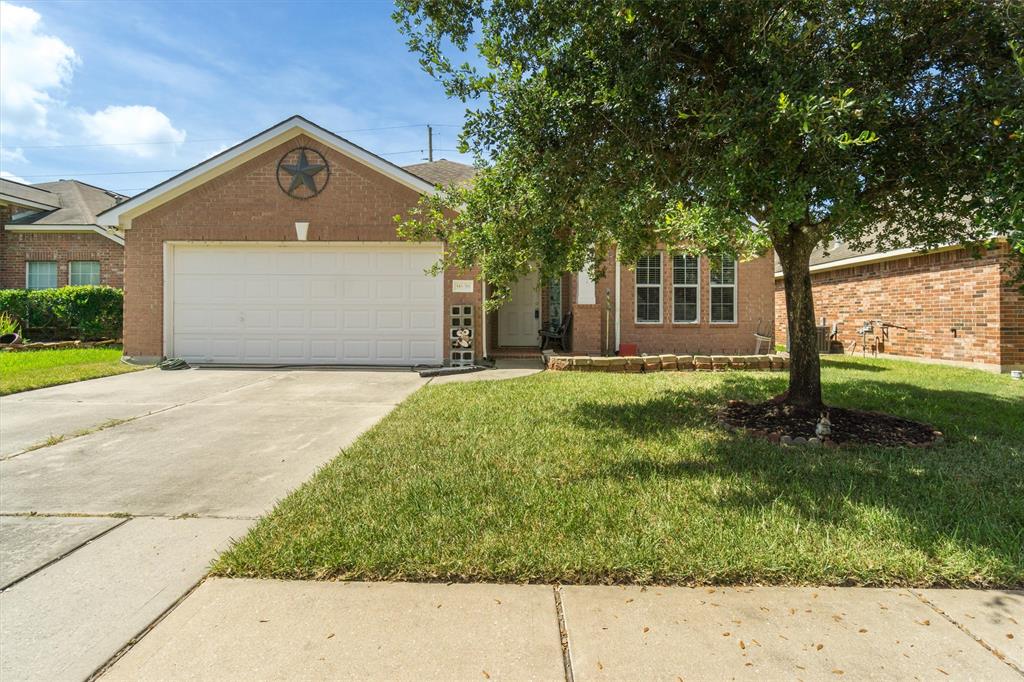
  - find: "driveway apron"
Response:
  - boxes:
[0,368,426,681]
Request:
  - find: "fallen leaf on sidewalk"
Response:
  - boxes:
[936,668,949,676]
[831,669,844,675]
[816,643,824,651]
[482,671,490,679]
[327,633,335,639]
[739,640,746,649]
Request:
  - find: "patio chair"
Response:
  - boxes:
[539,312,573,351]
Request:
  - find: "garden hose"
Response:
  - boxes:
[158,358,191,371]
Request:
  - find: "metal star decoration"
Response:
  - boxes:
[280,149,326,195]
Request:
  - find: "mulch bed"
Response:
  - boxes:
[719,400,942,448]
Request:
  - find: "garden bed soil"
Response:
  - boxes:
[719,400,941,447]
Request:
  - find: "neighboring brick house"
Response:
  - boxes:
[773,241,1023,373]
[1,178,126,289]
[96,115,773,365]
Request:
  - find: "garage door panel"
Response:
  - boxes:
[171,244,443,365]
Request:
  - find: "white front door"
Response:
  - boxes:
[498,271,540,346]
[168,242,443,365]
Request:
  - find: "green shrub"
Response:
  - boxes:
[0,311,20,337]
[0,286,123,340]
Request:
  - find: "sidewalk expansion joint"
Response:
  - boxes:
[0,517,132,592]
[553,584,575,682]
[913,589,1024,677]
[88,575,210,681]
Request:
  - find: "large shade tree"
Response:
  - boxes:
[394,0,1022,410]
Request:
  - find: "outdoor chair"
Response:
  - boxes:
[539,312,573,351]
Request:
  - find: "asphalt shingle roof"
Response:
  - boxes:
[0,178,60,211]
[8,180,127,226]
[403,159,478,187]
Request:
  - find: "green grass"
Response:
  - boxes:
[214,357,1024,587]
[0,346,143,396]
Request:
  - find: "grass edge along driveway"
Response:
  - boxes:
[0,346,143,396]
[214,357,1024,588]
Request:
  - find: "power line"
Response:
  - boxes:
[11,124,463,150]
[15,148,462,180]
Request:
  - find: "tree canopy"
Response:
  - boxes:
[394,0,1022,407]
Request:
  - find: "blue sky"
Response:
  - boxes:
[0,0,474,196]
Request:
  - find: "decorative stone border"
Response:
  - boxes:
[546,353,790,372]
[0,339,120,352]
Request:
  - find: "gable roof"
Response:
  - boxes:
[403,159,478,187]
[97,115,440,228]
[0,178,60,212]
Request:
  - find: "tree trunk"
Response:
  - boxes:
[774,229,824,411]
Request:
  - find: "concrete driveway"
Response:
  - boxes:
[0,367,427,681]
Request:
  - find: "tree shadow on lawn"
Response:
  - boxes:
[568,374,1024,585]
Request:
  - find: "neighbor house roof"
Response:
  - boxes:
[0,178,61,212]
[403,159,478,187]
[3,179,128,245]
[8,180,128,226]
[773,240,963,277]
[97,115,441,229]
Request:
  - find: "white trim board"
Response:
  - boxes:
[97,115,440,230]
[4,224,125,246]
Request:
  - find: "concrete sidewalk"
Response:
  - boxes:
[104,579,1022,681]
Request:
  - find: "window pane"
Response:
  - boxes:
[636,254,661,285]
[673,286,698,323]
[710,287,735,322]
[711,255,736,285]
[673,254,698,285]
[70,261,101,286]
[636,286,660,322]
[27,261,57,290]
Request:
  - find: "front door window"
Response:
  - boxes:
[547,277,562,331]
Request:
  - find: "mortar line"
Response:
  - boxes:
[88,575,210,681]
[553,584,575,682]
[0,517,132,592]
[2,372,282,461]
[912,589,1024,677]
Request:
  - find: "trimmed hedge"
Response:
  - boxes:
[0,286,123,341]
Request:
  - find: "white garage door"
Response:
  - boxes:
[169,243,443,365]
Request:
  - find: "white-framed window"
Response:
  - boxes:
[26,261,58,290]
[710,254,737,323]
[70,260,101,286]
[635,253,662,323]
[672,254,700,323]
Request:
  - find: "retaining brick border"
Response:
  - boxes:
[546,353,790,372]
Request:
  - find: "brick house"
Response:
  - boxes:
[773,241,1023,373]
[1,178,126,289]
[97,115,773,365]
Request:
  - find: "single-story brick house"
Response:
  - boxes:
[1,178,126,289]
[774,240,1023,373]
[96,115,773,365]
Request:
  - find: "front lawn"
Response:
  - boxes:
[0,346,143,396]
[214,357,1024,587]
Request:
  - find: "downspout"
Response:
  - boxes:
[614,249,621,352]
[481,276,488,361]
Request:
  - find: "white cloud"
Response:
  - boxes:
[0,170,29,184]
[0,146,28,164]
[78,105,187,158]
[0,2,79,138]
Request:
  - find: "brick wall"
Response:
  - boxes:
[616,249,775,355]
[773,243,1023,371]
[0,228,124,289]
[124,133,482,359]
